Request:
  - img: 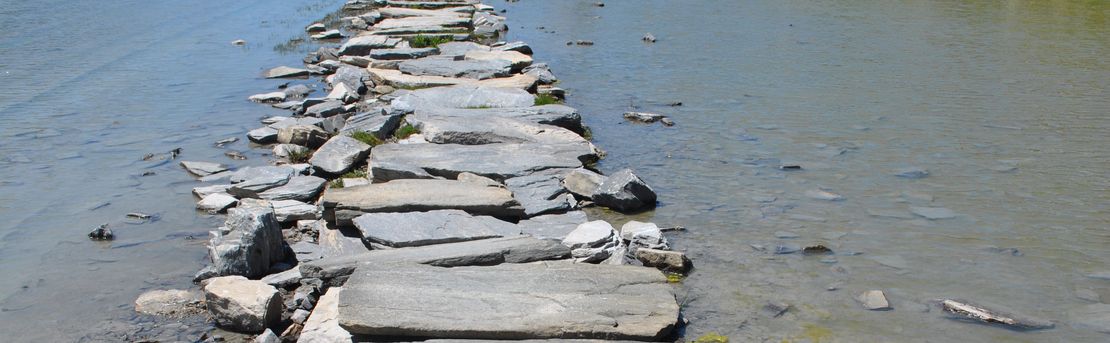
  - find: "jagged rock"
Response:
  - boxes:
[260,268,302,289]
[517,211,588,240]
[277,125,329,148]
[352,210,520,247]
[369,142,594,181]
[298,287,353,343]
[623,112,666,123]
[329,66,370,94]
[258,176,327,202]
[398,56,513,80]
[273,200,319,223]
[495,41,532,55]
[321,179,524,227]
[326,83,359,103]
[304,99,347,118]
[504,171,575,216]
[134,289,204,316]
[207,199,286,278]
[523,63,558,84]
[197,193,239,213]
[248,127,279,144]
[228,166,296,198]
[265,66,310,79]
[180,161,229,177]
[635,248,691,274]
[255,329,279,343]
[562,168,606,199]
[309,136,371,175]
[338,35,401,56]
[193,184,232,198]
[562,220,621,263]
[204,276,282,333]
[337,262,678,340]
[592,169,657,212]
[620,221,668,249]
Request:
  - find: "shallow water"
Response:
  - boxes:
[501,0,1108,342]
[0,0,1106,342]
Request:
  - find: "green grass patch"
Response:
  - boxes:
[533,93,562,106]
[394,123,419,139]
[329,179,344,189]
[691,333,728,343]
[349,131,383,146]
[408,35,453,48]
[286,148,312,163]
[340,169,367,179]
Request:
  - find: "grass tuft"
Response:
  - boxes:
[534,93,561,106]
[329,179,344,189]
[341,169,367,179]
[409,35,453,48]
[350,131,383,146]
[286,148,312,163]
[394,123,419,139]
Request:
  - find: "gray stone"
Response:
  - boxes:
[398,56,513,80]
[337,262,678,340]
[255,329,279,343]
[265,66,310,79]
[204,276,282,333]
[437,41,490,56]
[338,35,401,56]
[339,55,372,67]
[309,136,371,175]
[305,99,347,118]
[271,144,309,159]
[857,290,891,310]
[180,161,229,177]
[391,85,536,112]
[408,111,591,147]
[301,236,569,283]
[523,63,557,84]
[352,210,520,247]
[208,200,286,278]
[291,241,326,263]
[417,105,583,134]
[306,23,326,32]
[249,91,286,103]
[299,287,353,343]
[326,83,359,103]
[563,220,621,263]
[623,112,665,123]
[134,289,204,316]
[369,143,594,181]
[321,179,524,227]
[197,193,239,213]
[260,268,302,288]
[329,66,370,94]
[592,169,657,212]
[561,168,606,199]
[370,47,439,60]
[941,299,1054,330]
[456,172,501,187]
[635,248,692,274]
[495,41,532,55]
[910,206,957,220]
[369,160,438,182]
[228,166,297,198]
[464,50,532,71]
[367,67,474,88]
[248,127,279,144]
[341,109,404,139]
[517,211,588,240]
[199,170,234,183]
[277,125,329,148]
[620,221,668,250]
[258,176,327,202]
[311,29,343,40]
[505,171,575,216]
[193,184,233,198]
[269,117,324,130]
[273,200,320,223]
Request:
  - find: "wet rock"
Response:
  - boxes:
[277,125,329,148]
[464,50,533,71]
[352,210,520,247]
[135,289,204,317]
[320,179,525,227]
[228,166,296,198]
[298,287,352,343]
[504,171,576,216]
[563,220,621,263]
[857,290,891,310]
[642,33,657,42]
[87,223,114,240]
[337,35,400,56]
[370,47,439,60]
[398,56,513,80]
[305,23,326,32]
[562,167,606,199]
[516,210,588,240]
[248,127,279,144]
[660,117,675,126]
[940,299,1054,330]
[806,189,844,201]
[1070,303,1110,334]
[231,39,246,45]
[369,142,594,181]
[635,248,692,274]
[592,169,657,212]
[802,244,833,255]
[895,167,930,179]
[311,29,342,40]
[762,301,791,318]
[774,243,801,254]
[194,184,232,198]
[623,111,665,123]
[207,199,285,278]
[909,206,957,220]
[309,136,371,175]
[495,41,533,55]
[180,161,229,177]
[273,200,319,223]
[249,91,287,103]
[337,262,678,340]
[197,193,239,213]
[204,276,282,333]
[620,221,669,250]
[258,176,327,202]
[265,66,310,79]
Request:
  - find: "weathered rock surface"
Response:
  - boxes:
[517,211,588,240]
[857,290,891,310]
[940,299,1054,330]
[181,161,229,177]
[352,210,520,247]
[562,168,606,199]
[228,166,297,198]
[134,289,204,317]
[204,276,282,333]
[300,236,570,282]
[592,169,657,212]
[408,111,589,146]
[277,125,329,148]
[321,179,524,227]
[368,67,472,88]
[495,41,533,55]
[340,108,404,139]
[194,184,233,199]
[338,35,401,56]
[369,143,594,181]
[207,200,286,278]
[273,200,320,223]
[437,41,490,56]
[390,85,535,111]
[258,175,327,202]
[265,66,310,79]
[304,99,347,118]
[620,221,668,250]
[370,47,439,60]
[504,171,576,216]
[248,127,279,144]
[416,105,584,134]
[635,248,692,274]
[197,193,239,213]
[337,262,678,340]
[464,50,533,71]
[398,56,513,80]
[309,136,371,175]
[563,220,621,263]
[298,287,353,343]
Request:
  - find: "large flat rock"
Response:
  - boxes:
[398,56,513,80]
[337,262,679,340]
[300,236,570,282]
[321,179,524,226]
[408,111,589,146]
[374,16,471,30]
[369,143,595,182]
[417,105,584,134]
[368,68,537,90]
[391,85,535,111]
[352,210,520,247]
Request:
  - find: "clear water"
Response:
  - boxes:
[0,0,1107,342]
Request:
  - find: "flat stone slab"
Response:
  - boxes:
[374,16,472,30]
[321,179,524,227]
[384,0,479,9]
[408,110,588,146]
[352,210,520,247]
[338,35,401,56]
[369,47,440,60]
[416,105,584,134]
[369,143,594,182]
[391,85,535,111]
[464,50,533,71]
[337,262,679,340]
[368,68,537,90]
[379,7,472,18]
[517,211,589,240]
[398,56,513,80]
[300,236,570,282]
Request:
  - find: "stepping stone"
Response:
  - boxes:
[369,47,440,60]
[300,236,570,282]
[391,85,536,111]
[416,105,584,134]
[309,136,372,175]
[352,210,520,247]
[258,175,327,202]
[517,211,588,240]
[337,262,679,340]
[338,35,402,56]
[408,111,589,146]
[398,56,513,80]
[180,161,229,177]
[464,50,533,71]
[374,16,472,30]
[504,170,576,216]
[265,66,310,79]
[383,0,479,9]
[320,179,524,227]
[379,7,473,18]
[369,143,595,182]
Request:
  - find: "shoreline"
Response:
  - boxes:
[144,0,692,341]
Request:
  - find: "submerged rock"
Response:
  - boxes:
[894,167,930,179]
[909,206,957,220]
[134,289,204,317]
[204,276,282,333]
[88,223,114,241]
[857,290,892,310]
[635,248,692,274]
[940,299,1054,330]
